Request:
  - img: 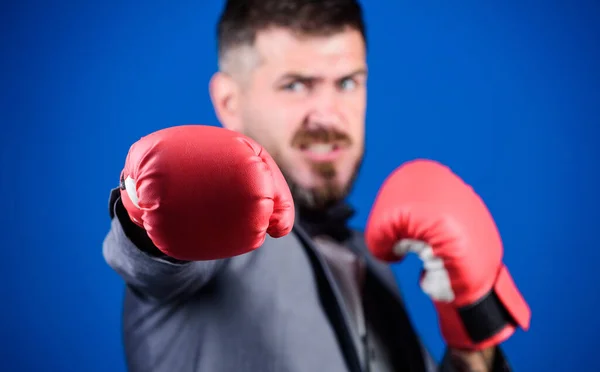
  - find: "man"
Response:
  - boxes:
[103,0,530,371]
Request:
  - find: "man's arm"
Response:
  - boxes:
[102,188,227,301]
[441,347,512,372]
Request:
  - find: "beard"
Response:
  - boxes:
[242,117,363,212]
[280,157,363,212]
[283,123,363,211]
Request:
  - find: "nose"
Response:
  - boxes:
[305,88,345,131]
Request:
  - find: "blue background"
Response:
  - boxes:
[2,0,599,371]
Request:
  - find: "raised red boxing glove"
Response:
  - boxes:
[120,125,295,261]
[365,159,530,350]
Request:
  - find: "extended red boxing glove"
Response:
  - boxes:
[365,159,530,350]
[119,125,295,261]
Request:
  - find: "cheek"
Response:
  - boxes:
[242,100,300,154]
[262,98,305,141]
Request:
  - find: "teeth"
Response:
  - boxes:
[307,144,334,154]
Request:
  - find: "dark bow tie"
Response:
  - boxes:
[297,202,356,242]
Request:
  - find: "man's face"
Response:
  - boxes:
[225,28,367,210]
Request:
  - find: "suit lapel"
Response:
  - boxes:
[347,232,429,372]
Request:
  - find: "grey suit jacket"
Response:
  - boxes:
[102,188,509,372]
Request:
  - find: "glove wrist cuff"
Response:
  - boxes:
[436,265,531,350]
[456,288,512,344]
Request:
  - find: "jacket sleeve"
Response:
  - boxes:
[102,188,228,301]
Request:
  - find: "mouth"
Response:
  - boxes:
[297,142,347,162]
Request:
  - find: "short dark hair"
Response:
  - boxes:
[216,0,366,62]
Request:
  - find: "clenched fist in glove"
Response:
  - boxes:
[365,159,530,350]
[120,125,295,261]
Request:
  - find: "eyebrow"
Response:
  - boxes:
[276,68,368,84]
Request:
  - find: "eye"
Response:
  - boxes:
[338,78,357,91]
[283,80,308,92]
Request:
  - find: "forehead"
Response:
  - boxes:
[253,28,366,77]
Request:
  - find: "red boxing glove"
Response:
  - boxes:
[120,125,295,261]
[365,159,530,350]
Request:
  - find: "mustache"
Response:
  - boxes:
[290,126,352,148]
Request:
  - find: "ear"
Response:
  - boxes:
[209,72,242,131]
